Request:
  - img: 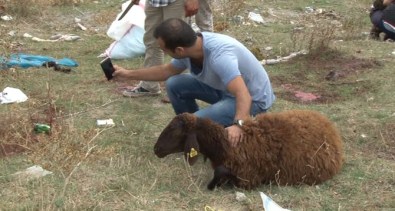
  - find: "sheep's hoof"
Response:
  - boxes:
[207,181,216,191]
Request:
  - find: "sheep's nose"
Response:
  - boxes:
[154,145,160,153]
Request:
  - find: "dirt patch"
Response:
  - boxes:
[270,49,382,104]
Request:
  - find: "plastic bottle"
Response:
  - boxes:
[34,123,51,133]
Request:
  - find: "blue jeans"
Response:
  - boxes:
[166,74,267,126]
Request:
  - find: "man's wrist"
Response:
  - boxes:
[233,119,244,127]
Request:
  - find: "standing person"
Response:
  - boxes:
[195,0,213,32]
[113,18,275,146]
[369,0,395,40]
[122,0,199,97]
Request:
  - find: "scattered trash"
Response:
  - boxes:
[42,61,72,73]
[259,192,291,211]
[13,165,53,180]
[248,12,265,24]
[392,50,395,55]
[34,123,51,133]
[361,134,367,138]
[1,15,12,21]
[235,191,247,202]
[264,47,273,51]
[102,0,146,59]
[97,119,115,126]
[77,22,87,31]
[261,50,307,65]
[75,17,87,31]
[100,26,145,59]
[0,87,28,104]
[1,53,78,69]
[23,33,81,42]
[8,30,16,36]
[304,6,315,13]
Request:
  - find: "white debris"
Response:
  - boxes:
[0,87,28,104]
[259,192,291,211]
[264,47,273,51]
[23,33,33,38]
[8,30,16,36]
[248,12,265,24]
[24,33,81,42]
[13,165,53,180]
[235,191,247,202]
[1,15,13,21]
[77,22,87,31]
[97,119,115,126]
[305,6,315,13]
[261,50,307,65]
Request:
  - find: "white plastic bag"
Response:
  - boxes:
[0,87,28,104]
[107,1,146,41]
[104,26,145,59]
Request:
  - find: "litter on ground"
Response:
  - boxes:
[0,87,28,104]
[12,165,53,180]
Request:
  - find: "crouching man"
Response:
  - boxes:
[112,18,275,147]
[370,0,395,40]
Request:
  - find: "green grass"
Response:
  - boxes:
[1,0,395,210]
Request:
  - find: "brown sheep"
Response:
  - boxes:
[154,110,344,190]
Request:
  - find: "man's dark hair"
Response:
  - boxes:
[153,18,197,52]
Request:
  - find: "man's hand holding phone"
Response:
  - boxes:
[100,57,115,81]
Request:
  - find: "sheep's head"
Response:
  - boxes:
[154,113,200,165]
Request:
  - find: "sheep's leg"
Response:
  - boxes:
[207,165,237,190]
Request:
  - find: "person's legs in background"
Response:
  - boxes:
[195,0,213,32]
[370,9,384,39]
[370,3,395,40]
[381,3,395,40]
[123,0,186,97]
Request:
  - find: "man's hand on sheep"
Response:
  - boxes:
[226,125,244,147]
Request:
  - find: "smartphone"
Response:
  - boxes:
[100,57,115,80]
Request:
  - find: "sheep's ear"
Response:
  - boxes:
[184,133,199,166]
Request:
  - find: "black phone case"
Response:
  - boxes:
[100,57,115,80]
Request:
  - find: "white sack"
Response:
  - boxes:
[107,1,146,41]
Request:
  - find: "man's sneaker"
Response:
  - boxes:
[122,86,161,97]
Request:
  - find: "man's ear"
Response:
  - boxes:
[174,47,185,56]
[184,133,199,166]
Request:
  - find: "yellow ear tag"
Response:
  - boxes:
[189,148,198,158]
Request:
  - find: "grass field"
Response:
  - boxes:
[0,0,394,210]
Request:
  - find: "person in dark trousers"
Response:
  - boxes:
[370,0,395,40]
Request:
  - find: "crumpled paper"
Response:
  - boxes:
[0,87,28,104]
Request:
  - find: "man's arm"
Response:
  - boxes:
[227,76,252,121]
[384,0,394,5]
[225,76,252,147]
[184,0,199,17]
[112,63,183,82]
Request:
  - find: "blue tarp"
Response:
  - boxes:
[0,53,78,69]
